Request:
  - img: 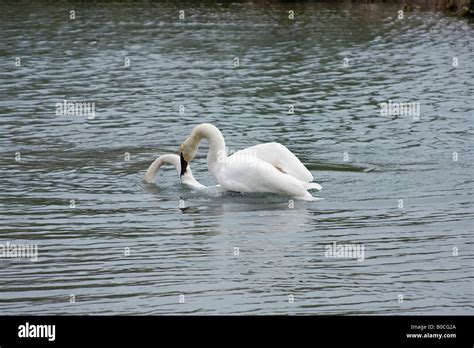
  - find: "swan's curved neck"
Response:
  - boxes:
[190,124,226,165]
[144,155,177,183]
[144,154,206,189]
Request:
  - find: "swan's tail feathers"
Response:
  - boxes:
[307,182,322,191]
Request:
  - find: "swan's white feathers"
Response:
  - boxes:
[232,143,314,183]
[173,123,321,200]
[214,154,315,198]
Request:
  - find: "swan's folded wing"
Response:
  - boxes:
[217,156,310,197]
[234,143,314,183]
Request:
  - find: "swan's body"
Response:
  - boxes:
[180,124,322,200]
[144,154,206,189]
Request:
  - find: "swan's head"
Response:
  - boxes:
[179,138,198,176]
[179,152,188,177]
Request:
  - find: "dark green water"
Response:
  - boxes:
[0,1,473,314]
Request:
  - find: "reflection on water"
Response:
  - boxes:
[0,1,473,314]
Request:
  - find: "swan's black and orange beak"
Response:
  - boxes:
[180,152,188,177]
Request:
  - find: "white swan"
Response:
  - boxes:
[179,123,322,200]
[144,154,206,189]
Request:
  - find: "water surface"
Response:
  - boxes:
[0,1,473,314]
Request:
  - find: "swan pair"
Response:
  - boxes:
[144,123,322,200]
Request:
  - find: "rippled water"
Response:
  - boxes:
[0,1,473,315]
